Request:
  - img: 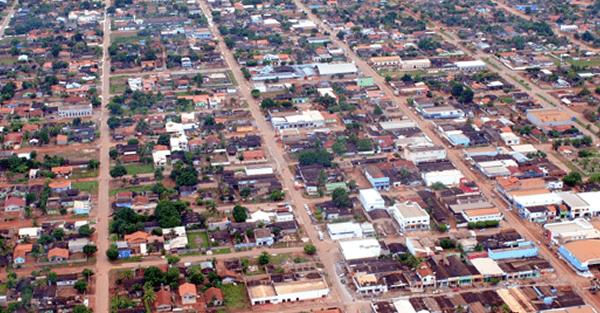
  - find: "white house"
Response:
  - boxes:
[422,169,465,186]
[460,208,502,223]
[359,189,385,211]
[327,222,363,240]
[388,202,430,232]
[338,238,381,261]
[18,227,42,239]
[404,145,446,164]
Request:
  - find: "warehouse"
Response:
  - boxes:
[422,169,465,186]
[418,106,465,119]
[559,239,600,272]
[316,63,358,76]
[526,108,573,128]
[359,188,385,211]
[454,60,487,71]
[269,110,325,130]
[248,278,330,305]
[339,238,381,261]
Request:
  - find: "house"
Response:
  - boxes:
[243,150,265,161]
[125,231,150,245]
[4,197,26,211]
[48,248,69,262]
[56,274,80,286]
[254,228,274,246]
[155,288,173,311]
[327,222,363,240]
[205,287,224,305]
[19,227,41,239]
[178,283,197,304]
[13,244,32,264]
[364,165,390,191]
[49,180,71,192]
[56,134,68,145]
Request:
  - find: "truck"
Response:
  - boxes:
[318,231,324,240]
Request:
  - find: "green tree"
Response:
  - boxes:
[232,204,248,222]
[157,134,171,146]
[144,266,167,287]
[332,140,347,155]
[82,245,97,256]
[431,182,448,190]
[563,172,582,187]
[87,159,100,170]
[332,187,351,208]
[79,225,95,237]
[74,280,88,293]
[357,138,373,151]
[439,239,455,249]
[52,229,65,241]
[73,305,93,313]
[46,272,58,284]
[106,244,119,261]
[82,269,94,280]
[166,255,180,264]
[304,244,317,254]
[240,187,252,199]
[109,149,119,159]
[110,164,127,178]
[270,190,285,201]
[258,252,270,265]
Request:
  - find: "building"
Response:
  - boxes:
[48,248,69,262]
[179,283,197,304]
[58,104,93,118]
[422,169,465,186]
[487,241,538,260]
[418,106,464,119]
[154,288,173,312]
[4,197,25,211]
[461,208,502,223]
[270,110,325,130]
[316,63,358,76]
[247,278,330,306]
[527,108,573,128]
[370,56,401,66]
[339,238,381,261]
[558,239,600,272]
[558,192,590,217]
[404,145,446,164]
[254,228,274,246]
[359,189,385,211]
[401,59,431,69]
[327,222,363,240]
[364,165,390,191]
[13,244,32,264]
[388,202,430,232]
[544,218,600,245]
[454,60,487,71]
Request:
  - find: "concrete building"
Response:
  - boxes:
[388,202,430,232]
[418,106,465,119]
[359,188,385,211]
[316,63,358,76]
[558,192,590,217]
[577,191,600,216]
[454,60,487,71]
[339,238,381,261]
[544,218,600,245]
[460,208,502,223]
[487,241,538,260]
[270,110,325,130]
[248,278,330,306]
[558,239,600,272]
[370,56,401,66]
[58,104,93,118]
[404,145,446,164]
[526,108,573,128]
[422,169,465,186]
[364,165,390,191]
[327,222,363,240]
[509,190,562,209]
[401,59,431,69]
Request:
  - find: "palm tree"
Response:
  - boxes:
[143,283,156,305]
[120,269,133,280]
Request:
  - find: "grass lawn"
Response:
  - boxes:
[125,164,154,175]
[227,70,237,86]
[187,232,208,249]
[0,283,7,295]
[213,248,231,255]
[567,58,600,67]
[109,185,153,196]
[110,234,118,242]
[72,181,99,194]
[71,169,99,179]
[221,284,250,308]
[111,35,153,44]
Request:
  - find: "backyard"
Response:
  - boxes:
[221,283,250,308]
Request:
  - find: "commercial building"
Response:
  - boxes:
[461,207,502,223]
[403,145,446,164]
[527,108,573,128]
[577,191,600,216]
[359,188,385,211]
[509,190,562,209]
[327,222,363,240]
[418,106,465,119]
[247,278,330,305]
[364,165,390,191]
[544,218,600,245]
[558,192,591,217]
[487,241,538,260]
[339,238,381,261]
[388,202,430,232]
[558,239,600,272]
[58,104,93,118]
[400,59,431,69]
[422,169,465,186]
[269,110,325,130]
[454,60,487,71]
[370,56,401,66]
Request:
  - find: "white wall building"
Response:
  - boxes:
[339,238,381,261]
[359,188,385,211]
[422,169,465,186]
[327,222,363,240]
[404,145,446,164]
[454,60,487,71]
[270,110,325,130]
[58,104,93,118]
[460,208,502,223]
[388,202,430,232]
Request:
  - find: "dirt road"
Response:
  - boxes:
[94,6,112,313]
[197,0,351,307]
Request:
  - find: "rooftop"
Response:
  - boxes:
[274,278,328,295]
